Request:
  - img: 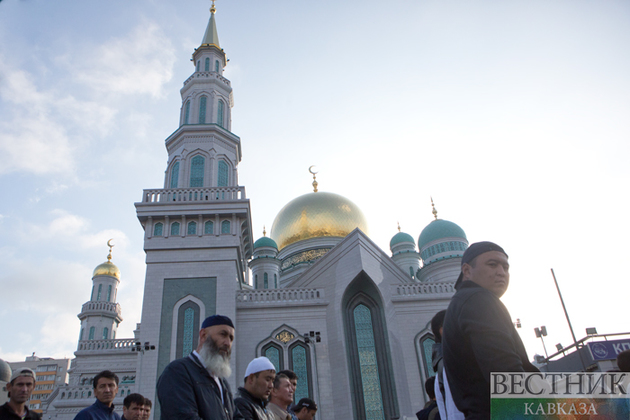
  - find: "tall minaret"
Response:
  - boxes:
[134,3,253,408]
[77,241,123,344]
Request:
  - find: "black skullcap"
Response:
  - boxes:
[201,314,234,329]
[454,241,508,290]
[292,398,317,412]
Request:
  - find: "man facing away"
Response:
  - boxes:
[267,373,294,420]
[74,370,121,420]
[0,368,41,420]
[157,314,241,420]
[234,357,276,420]
[121,394,145,420]
[291,398,317,420]
[443,241,538,419]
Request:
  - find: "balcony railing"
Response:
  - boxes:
[393,282,455,297]
[183,71,231,87]
[77,338,135,351]
[236,288,325,306]
[79,301,121,316]
[141,186,246,204]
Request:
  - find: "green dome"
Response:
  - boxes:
[390,232,415,249]
[254,236,278,249]
[418,219,466,249]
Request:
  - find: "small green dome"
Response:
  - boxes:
[254,236,278,249]
[418,219,466,249]
[390,232,415,249]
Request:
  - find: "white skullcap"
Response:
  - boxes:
[245,357,276,377]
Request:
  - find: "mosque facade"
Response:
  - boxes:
[45,6,470,420]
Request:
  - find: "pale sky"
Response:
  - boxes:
[0,0,628,364]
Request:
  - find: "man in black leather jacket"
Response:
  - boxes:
[234,357,276,420]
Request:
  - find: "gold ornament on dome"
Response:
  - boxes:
[275,331,294,343]
[92,239,121,279]
[270,192,369,250]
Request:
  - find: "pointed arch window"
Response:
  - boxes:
[154,222,164,237]
[199,96,207,124]
[187,221,197,235]
[217,99,225,128]
[103,327,109,340]
[89,327,95,340]
[204,57,210,71]
[221,220,230,234]
[218,160,228,187]
[420,335,436,378]
[204,220,214,235]
[215,60,219,72]
[183,307,195,356]
[171,222,180,236]
[255,274,258,289]
[170,162,180,188]
[184,101,190,124]
[176,301,200,358]
[97,284,102,301]
[107,285,112,302]
[262,343,283,372]
[274,274,278,288]
[354,304,385,420]
[264,273,268,289]
[290,343,311,402]
[190,156,205,187]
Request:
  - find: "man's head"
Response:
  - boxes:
[431,310,446,343]
[293,398,317,420]
[617,349,630,372]
[6,368,36,405]
[277,369,298,393]
[243,357,276,400]
[456,241,509,297]
[122,393,145,420]
[270,373,294,407]
[424,376,436,401]
[92,370,119,406]
[197,314,235,378]
[140,398,152,420]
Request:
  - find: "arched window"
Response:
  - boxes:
[218,160,228,187]
[290,343,311,401]
[264,273,268,289]
[217,99,225,128]
[107,285,112,302]
[79,329,84,341]
[171,222,180,236]
[255,274,258,289]
[97,284,102,300]
[274,274,278,288]
[221,220,230,234]
[187,221,197,235]
[176,301,200,358]
[204,220,214,235]
[262,343,283,372]
[199,96,207,124]
[204,57,210,71]
[420,335,436,378]
[215,60,219,72]
[103,327,109,340]
[89,327,95,340]
[170,162,180,188]
[190,156,205,187]
[154,222,164,237]
[184,101,190,124]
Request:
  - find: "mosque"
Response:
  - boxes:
[44,4,469,420]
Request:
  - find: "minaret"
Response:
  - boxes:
[134,3,253,405]
[77,240,123,344]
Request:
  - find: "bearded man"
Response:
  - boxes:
[157,314,243,420]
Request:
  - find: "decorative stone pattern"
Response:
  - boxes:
[281,248,329,270]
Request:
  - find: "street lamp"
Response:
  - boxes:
[534,326,549,358]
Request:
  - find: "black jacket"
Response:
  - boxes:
[0,403,42,420]
[234,387,273,420]
[442,281,538,419]
[157,353,242,420]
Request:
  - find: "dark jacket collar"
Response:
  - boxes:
[94,399,116,412]
[237,387,268,408]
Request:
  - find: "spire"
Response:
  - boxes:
[397,222,401,232]
[107,239,114,263]
[201,1,221,48]
[431,197,438,220]
[263,226,267,237]
[309,166,318,192]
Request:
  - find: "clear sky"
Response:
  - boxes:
[0,0,629,364]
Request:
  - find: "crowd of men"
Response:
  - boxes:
[4,241,629,420]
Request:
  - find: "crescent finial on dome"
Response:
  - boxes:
[263,226,266,237]
[431,197,438,220]
[309,166,318,192]
[210,0,216,14]
[397,222,401,232]
[107,239,114,262]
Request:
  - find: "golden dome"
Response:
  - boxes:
[270,192,369,250]
[93,261,121,280]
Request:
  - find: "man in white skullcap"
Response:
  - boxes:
[234,357,276,420]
